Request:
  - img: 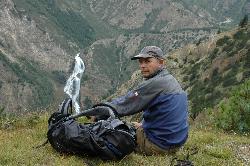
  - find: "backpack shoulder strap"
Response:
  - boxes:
[58,98,72,115]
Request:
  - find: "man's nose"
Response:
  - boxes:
[139,62,146,68]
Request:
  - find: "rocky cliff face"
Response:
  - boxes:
[0,0,72,113]
[0,0,71,71]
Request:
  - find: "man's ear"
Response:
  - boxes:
[158,59,165,65]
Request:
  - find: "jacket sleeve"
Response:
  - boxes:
[105,77,166,117]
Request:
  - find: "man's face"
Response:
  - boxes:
[138,57,164,78]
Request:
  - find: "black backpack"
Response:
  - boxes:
[47,98,136,160]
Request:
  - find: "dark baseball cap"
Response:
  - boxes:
[131,46,165,60]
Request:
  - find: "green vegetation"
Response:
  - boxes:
[0,80,3,90]
[188,62,246,119]
[0,112,249,165]
[213,80,250,133]
[233,29,250,41]
[210,47,219,60]
[239,14,249,28]
[187,25,250,118]
[0,51,54,109]
[51,70,67,85]
[13,0,96,49]
[222,66,239,87]
[216,36,230,46]
[19,58,55,108]
[50,9,95,47]
[143,9,161,32]
[61,0,121,39]
[91,42,136,92]
[214,28,250,59]
[188,81,222,119]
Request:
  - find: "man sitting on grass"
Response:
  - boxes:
[94,46,189,155]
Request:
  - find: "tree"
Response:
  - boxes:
[239,15,248,28]
[217,29,221,34]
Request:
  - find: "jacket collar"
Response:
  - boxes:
[144,68,169,80]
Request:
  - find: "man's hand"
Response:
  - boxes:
[131,122,142,129]
[91,106,113,121]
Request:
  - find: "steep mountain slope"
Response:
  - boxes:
[0,0,248,114]
[173,25,249,117]
[111,24,250,118]
[179,0,250,27]
[0,0,72,113]
[85,0,212,32]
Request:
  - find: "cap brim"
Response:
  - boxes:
[131,54,154,60]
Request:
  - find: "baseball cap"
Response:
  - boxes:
[131,46,165,60]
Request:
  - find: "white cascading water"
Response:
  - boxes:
[64,53,85,114]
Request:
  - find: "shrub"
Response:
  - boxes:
[211,68,222,84]
[210,47,219,60]
[243,71,250,80]
[214,79,250,133]
[238,15,248,28]
[216,36,230,47]
[222,41,234,53]
[233,30,248,43]
[0,80,2,89]
[222,76,237,87]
